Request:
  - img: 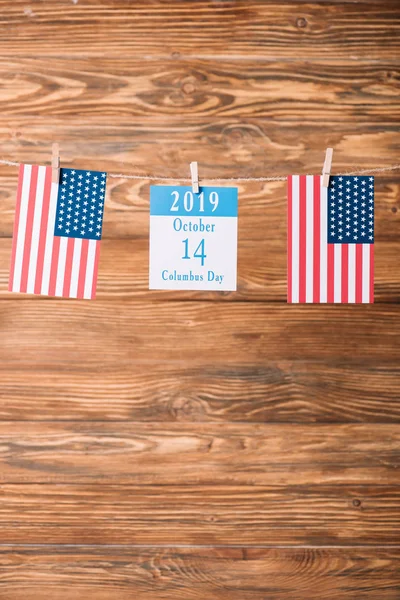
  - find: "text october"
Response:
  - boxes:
[173,217,216,233]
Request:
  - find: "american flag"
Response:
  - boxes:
[9,164,106,299]
[287,175,374,303]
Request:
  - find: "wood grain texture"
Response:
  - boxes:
[0,0,399,596]
[0,301,399,367]
[1,1,399,59]
[1,546,399,600]
[0,422,397,485]
[0,57,399,122]
[1,362,400,423]
[0,483,398,545]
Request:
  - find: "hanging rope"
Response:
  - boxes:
[0,158,398,182]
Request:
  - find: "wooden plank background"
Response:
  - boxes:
[0,1,399,598]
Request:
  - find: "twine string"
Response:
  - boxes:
[0,158,398,181]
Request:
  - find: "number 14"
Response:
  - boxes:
[182,238,206,266]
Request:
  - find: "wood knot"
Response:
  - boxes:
[296,17,307,28]
[23,7,36,17]
[182,81,196,95]
[170,395,206,420]
[392,206,397,213]
[352,499,362,507]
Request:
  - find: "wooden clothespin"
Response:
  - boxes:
[190,161,199,193]
[52,142,60,183]
[322,148,333,188]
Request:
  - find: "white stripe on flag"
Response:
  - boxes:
[69,238,82,298]
[305,175,314,303]
[291,175,300,303]
[12,165,32,292]
[55,236,68,297]
[334,243,342,303]
[84,240,97,299]
[362,244,370,303]
[41,181,58,295]
[26,166,46,293]
[348,243,356,303]
[319,180,328,303]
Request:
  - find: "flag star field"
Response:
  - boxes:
[55,168,106,240]
[328,176,374,244]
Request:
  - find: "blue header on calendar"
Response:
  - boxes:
[150,186,238,217]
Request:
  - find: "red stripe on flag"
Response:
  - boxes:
[34,167,52,295]
[370,244,374,303]
[8,164,25,291]
[287,176,292,303]
[90,242,101,299]
[327,244,335,303]
[77,239,89,299]
[341,244,349,303]
[313,176,320,303]
[63,237,75,298]
[299,175,307,303]
[19,165,39,293]
[48,235,61,297]
[355,244,363,303]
